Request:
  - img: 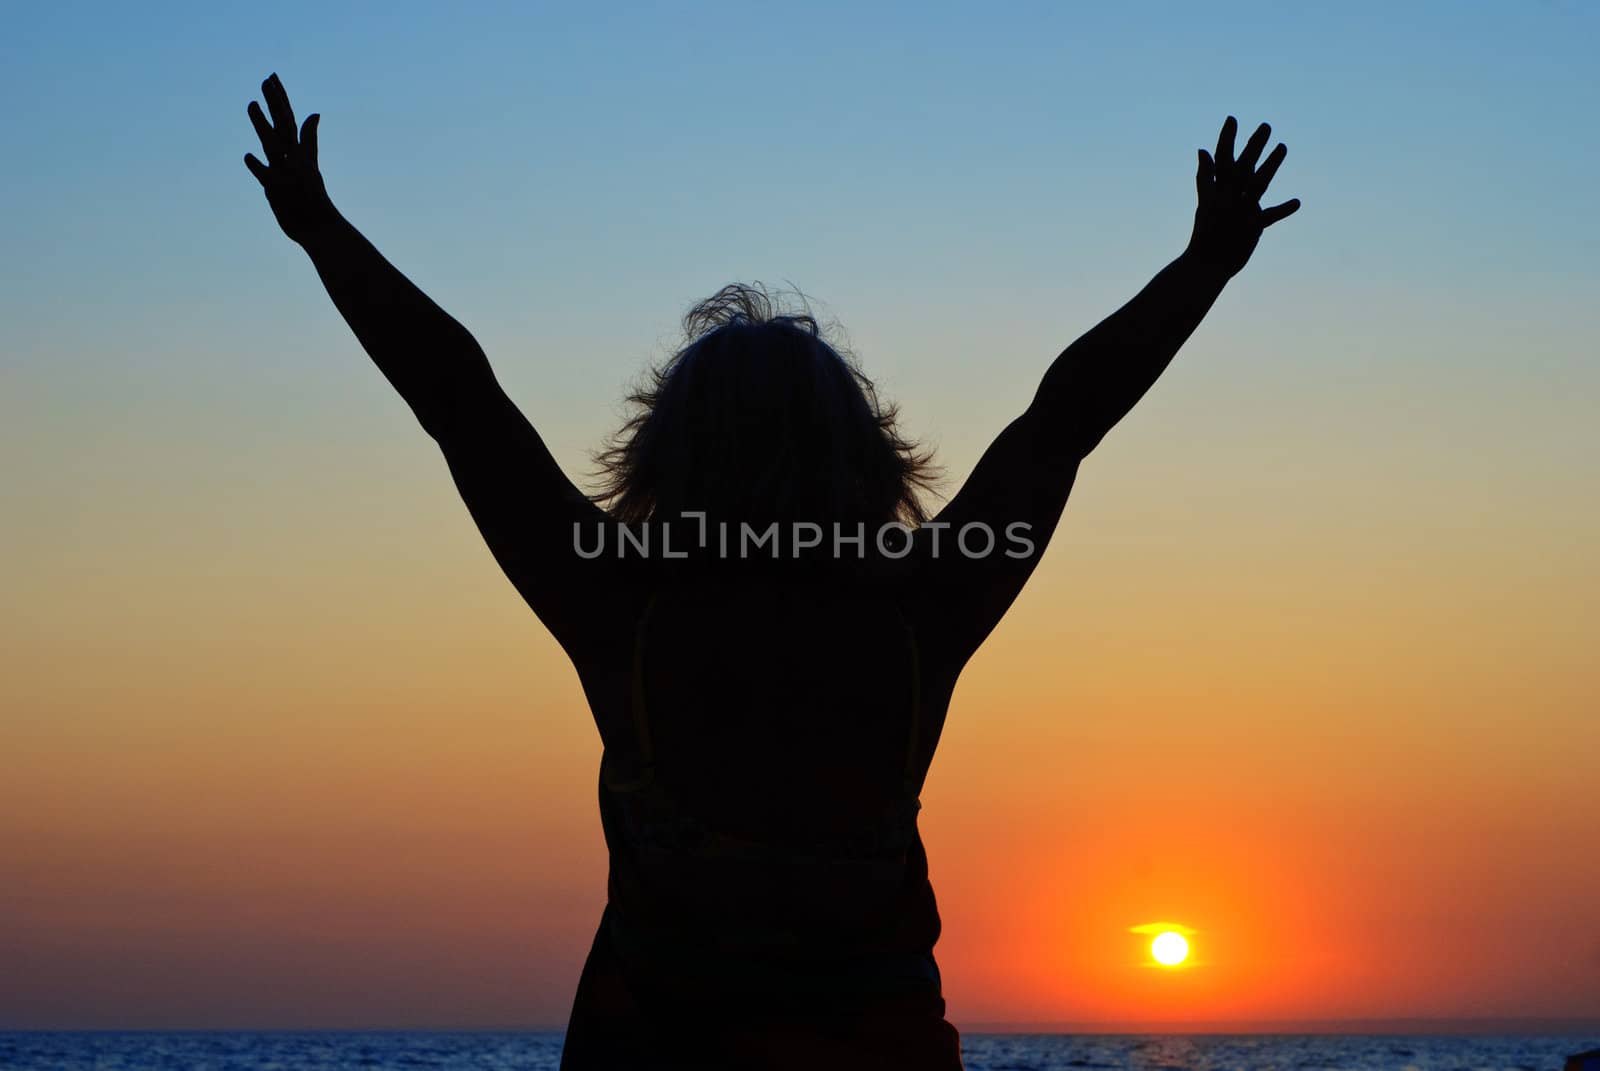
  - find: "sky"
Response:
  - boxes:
[2,0,1597,1031]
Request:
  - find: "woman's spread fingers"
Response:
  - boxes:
[1214,116,1238,168]
[1262,198,1301,226]
[262,73,295,139]
[248,100,278,157]
[1237,122,1271,172]
[1252,143,1287,198]
[300,113,320,165]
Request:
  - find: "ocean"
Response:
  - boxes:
[1,1032,1596,1070]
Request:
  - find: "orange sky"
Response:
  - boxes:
[5,377,1597,1026]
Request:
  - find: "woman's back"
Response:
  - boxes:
[638,574,921,844]
[566,566,960,1068]
[597,568,941,969]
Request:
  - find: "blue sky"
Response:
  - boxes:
[5,0,1597,635]
[5,1,1596,570]
[7,2,1594,388]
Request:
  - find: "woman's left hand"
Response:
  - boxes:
[1186,116,1300,277]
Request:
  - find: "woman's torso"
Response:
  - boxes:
[585,568,947,999]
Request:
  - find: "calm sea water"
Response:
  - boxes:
[0,1032,1595,1070]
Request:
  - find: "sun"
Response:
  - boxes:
[1128,921,1198,968]
[1150,931,1190,967]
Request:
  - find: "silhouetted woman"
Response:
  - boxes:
[244,73,1298,1070]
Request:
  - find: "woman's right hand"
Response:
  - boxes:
[1185,116,1299,278]
[244,73,336,245]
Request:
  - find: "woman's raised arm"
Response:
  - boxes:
[1036,116,1300,462]
[911,118,1300,665]
[246,72,519,441]
[244,74,625,657]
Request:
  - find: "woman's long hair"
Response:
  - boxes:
[594,284,938,529]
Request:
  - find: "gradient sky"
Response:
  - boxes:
[3,0,1597,1030]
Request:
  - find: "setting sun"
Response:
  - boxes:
[1150,931,1190,967]
[1128,921,1198,969]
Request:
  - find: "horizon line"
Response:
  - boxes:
[6,1017,1599,1036]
